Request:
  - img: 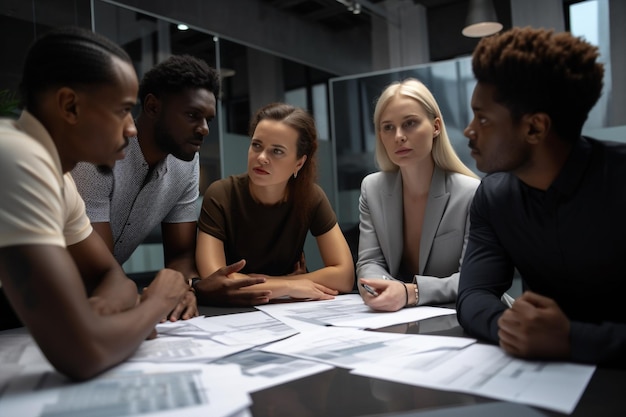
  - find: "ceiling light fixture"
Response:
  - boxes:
[177,23,189,31]
[334,0,398,25]
[462,0,503,38]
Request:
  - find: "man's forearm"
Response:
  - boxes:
[91,268,139,312]
[165,255,199,281]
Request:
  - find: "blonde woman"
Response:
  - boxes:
[358,78,480,311]
[195,102,354,304]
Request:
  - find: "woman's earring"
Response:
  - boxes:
[293,171,298,179]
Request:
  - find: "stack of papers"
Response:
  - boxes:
[0,361,250,417]
[0,295,596,415]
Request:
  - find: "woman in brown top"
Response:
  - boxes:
[195,102,354,304]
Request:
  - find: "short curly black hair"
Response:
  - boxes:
[138,54,221,106]
[472,26,604,142]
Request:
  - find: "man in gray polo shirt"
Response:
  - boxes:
[72,55,270,316]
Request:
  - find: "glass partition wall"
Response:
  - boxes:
[0,0,337,191]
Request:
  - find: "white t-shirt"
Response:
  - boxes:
[0,111,92,286]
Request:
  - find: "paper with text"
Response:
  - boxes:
[157,311,298,346]
[351,343,595,414]
[214,349,333,393]
[0,362,250,417]
[256,294,456,331]
[128,336,250,363]
[260,327,475,369]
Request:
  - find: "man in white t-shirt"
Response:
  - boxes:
[0,26,201,381]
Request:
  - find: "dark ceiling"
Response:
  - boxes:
[261,0,513,61]
[262,0,465,32]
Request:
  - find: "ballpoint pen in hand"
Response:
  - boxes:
[360,282,379,297]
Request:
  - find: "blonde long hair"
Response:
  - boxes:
[373,78,477,178]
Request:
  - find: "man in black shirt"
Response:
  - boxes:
[457,27,626,367]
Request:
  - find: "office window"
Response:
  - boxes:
[569,0,611,132]
[284,85,330,141]
[0,0,92,109]
[285,87,307,111]
[312,84,330,141]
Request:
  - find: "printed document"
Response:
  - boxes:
[0,362,250,417]
[127,335,250,363]
[260,326,475,369]
[156,311,298,346]
[256,294,456,331]
[351,343,595,414]
[214,349,334,393]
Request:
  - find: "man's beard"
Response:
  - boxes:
[96,165,113,175]
[154,122,198,162]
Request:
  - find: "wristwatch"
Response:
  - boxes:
[188,277,202,292]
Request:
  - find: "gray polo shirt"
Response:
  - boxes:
[71,137,199,264]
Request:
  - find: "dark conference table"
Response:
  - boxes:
[199,305,625,417]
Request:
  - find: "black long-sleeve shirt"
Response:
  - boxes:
[457,137,626,367]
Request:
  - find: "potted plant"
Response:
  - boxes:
[0,89,19,118]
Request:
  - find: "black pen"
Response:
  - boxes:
[360,282,379,296]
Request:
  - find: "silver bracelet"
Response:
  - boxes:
[410,276,419,307]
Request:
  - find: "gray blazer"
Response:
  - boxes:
[356,166,480,305]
